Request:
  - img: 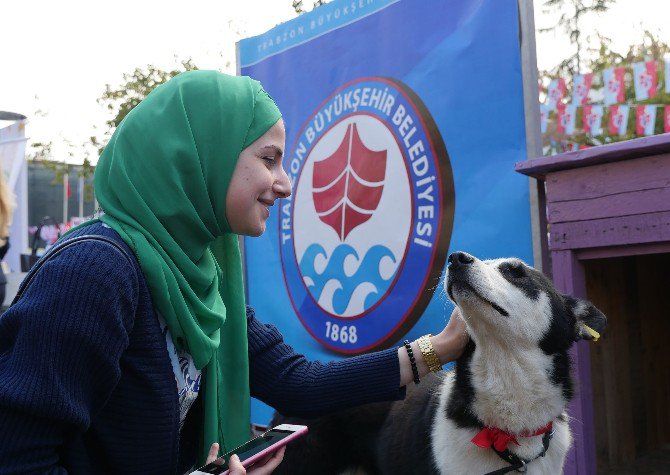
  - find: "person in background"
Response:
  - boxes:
[0,71,468,474]
[0,170,15,306]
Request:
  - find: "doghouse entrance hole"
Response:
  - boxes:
[584,253,670,474]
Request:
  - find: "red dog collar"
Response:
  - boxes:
[472,421,554,452]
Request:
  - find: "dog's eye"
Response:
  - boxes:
[502,263,526,279]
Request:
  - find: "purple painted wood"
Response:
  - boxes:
[548,187,670,224]
[551,250,596,475]
[516,133,670,179]
[549,210,670,250]
[546,153,670,203]
[576,241,670,260]
[516,133,670,475]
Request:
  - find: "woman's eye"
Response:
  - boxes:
[262,156,275,164]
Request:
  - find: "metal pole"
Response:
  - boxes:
[518,0,548,273]
[78,175,84,218]
[63,172,69,226]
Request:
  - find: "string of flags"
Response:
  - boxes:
[540,58,670,138]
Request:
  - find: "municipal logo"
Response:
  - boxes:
[280,77,454,353]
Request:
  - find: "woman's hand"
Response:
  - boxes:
[398,307,469,386]
[431,307,469,363]
[205,442,286,475]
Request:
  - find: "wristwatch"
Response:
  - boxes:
[417,334,442,372]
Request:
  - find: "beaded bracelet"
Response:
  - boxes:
[403,340,420,384]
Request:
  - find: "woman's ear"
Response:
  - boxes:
[564,296,608,342]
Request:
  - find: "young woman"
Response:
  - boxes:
[0,170,14,305]
[0,71,467,474]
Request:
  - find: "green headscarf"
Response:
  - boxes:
[93,70,282,463]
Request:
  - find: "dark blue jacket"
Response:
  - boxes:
[0,223,403,474]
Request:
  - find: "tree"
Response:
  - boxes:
[27,141,53,162]
[93,58,199,156]
[292,0,328,14]
[539,0,616,77]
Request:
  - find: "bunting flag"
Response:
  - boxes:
[563,141,580,152]
[583,105,604,135]
[572,73,593,106]
[603,67,625,105]
[546,78,566,111]
[665,106,670,133]
[539,104,549,134]
[632,60,657,101]
[608,104,630,136]
[635,105,657,136]
[666,59,670,94]
[556,104,577,135]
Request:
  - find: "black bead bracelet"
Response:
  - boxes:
[404,340,420,384]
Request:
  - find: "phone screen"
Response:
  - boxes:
[197,428,295,474]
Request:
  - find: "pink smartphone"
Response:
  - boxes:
[192,424,308,474]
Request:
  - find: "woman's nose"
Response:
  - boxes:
[273,168,292,198]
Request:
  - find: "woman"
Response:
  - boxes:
[0,71,467,474]
[0,170,14,305]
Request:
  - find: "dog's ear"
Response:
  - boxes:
[564,296,607,342]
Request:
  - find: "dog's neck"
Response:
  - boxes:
[449,337,569,435]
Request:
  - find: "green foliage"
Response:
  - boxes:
[539,0,616,76]
[41,160,68,184]
[27,141,53,162]
[33,139,96,202]
[293,0,328,14]
[98,58,199,136]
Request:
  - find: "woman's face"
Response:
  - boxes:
[226,119,292,236]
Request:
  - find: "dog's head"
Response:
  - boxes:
[445,251,606,352]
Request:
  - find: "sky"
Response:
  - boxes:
[2,0,670,164]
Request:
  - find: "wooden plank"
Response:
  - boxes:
[551,251,597,475]
[635,255,655,452]
[640,253,670,447]
[585,262,608,474]
[584,258,636,468]
[577,242,670,260]
[516,134,670,179]
[623,257,647,457]
[549,211,670,251]
[548,187,670,224]
[584,253,670,473]
[546,153,670,203]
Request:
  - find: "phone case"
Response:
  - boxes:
[194,424,308,475]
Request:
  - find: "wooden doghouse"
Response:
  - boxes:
[516,134,670,475]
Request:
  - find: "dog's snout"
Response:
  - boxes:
[448,252,474,267]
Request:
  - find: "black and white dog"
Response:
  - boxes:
[272,252,607,474]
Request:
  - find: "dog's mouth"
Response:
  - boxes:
[447,280,509,317]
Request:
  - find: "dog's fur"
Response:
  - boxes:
[272,252,607,474]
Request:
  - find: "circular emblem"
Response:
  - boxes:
[280,77,454,353]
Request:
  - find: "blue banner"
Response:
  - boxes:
[239,0,531,424]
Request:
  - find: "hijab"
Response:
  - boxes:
[93,70,282,462]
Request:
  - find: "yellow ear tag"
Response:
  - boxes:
[583,325,600,342]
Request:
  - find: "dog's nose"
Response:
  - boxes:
[448,252,474,267]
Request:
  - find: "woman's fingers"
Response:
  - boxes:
[248,446,286,475]
[206,442,220,464]
[228,454,247,474]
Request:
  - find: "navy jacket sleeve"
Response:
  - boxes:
[247,306,405,418]
[0,241,139,474]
